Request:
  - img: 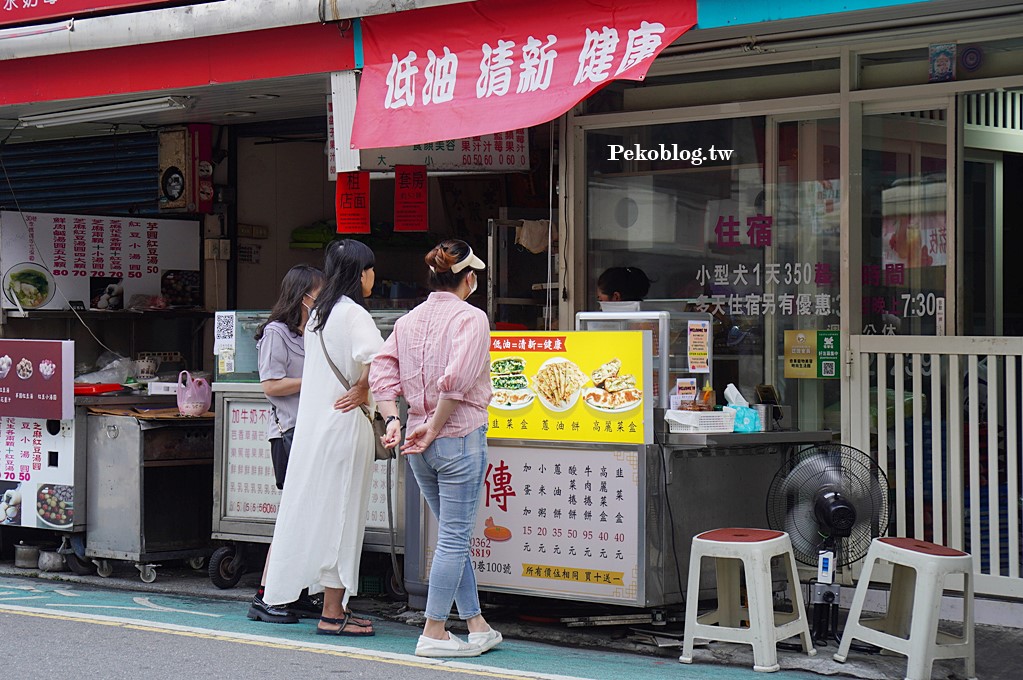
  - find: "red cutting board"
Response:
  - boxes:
[74,383,124,395]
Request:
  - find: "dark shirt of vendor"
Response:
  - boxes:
[597,266,651,302]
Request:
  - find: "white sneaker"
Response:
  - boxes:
[415,633,483,658]
[467,627,503,652]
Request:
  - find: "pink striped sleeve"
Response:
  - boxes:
[369,330,402,402]
[437,309,490,401]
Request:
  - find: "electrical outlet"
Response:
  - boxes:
[204,238,231,260]
[204,239,220,260]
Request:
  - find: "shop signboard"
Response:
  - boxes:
[488,331,652,445]
[0,414,77,530]
[0,0,172,28]
[424,444,641,604]
[0,339,74,420]
[221,398,398,530]
[0,211,200,312]
[360,131,530,172]
[352,0,696,148]
[783,329,840,379]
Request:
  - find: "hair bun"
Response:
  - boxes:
[424,246,457,273]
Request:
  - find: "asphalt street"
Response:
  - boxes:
[0,574,822,680]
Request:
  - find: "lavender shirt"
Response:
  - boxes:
[257,321,305,440]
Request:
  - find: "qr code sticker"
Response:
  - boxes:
[821,361,836,377]
[214,312,235,342]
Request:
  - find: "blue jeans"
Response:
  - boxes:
[407,424,488,622]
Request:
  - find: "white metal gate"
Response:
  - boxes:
[848,335,1023,598]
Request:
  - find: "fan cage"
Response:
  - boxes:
[767,443,890,568]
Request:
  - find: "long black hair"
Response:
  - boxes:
[255,264,324,340]
[312,239,375,332]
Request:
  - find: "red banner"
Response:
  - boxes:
[0,339,74,421]
[335,172,370,234]
[352,0,696,149]
[0,0,173,28]
[394,165,429,232]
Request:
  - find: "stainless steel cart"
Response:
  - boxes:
[85,411,214,582]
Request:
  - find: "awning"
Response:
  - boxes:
[351,0,697,150]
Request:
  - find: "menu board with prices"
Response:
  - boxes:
[222,398,398,528]
[487,331,652,445]
[223,400,279,520]
[0,416,77,530]
[424,444,641,604]
[0,211,200,311]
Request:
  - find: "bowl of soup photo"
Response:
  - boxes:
[4,263,55,310]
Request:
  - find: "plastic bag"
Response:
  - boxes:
[177,370,212,416]
[725,405,762,433]
[75,356,133,384]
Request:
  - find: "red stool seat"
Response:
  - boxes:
[698,528,785,543]
[878,537,968,557]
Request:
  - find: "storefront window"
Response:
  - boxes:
[585,115,841,428]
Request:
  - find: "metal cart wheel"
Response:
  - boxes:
[208,545,244,589]
[138,564,157,583]
[187,556,206,571]
[96,560,114,578]
[64,553,97,576]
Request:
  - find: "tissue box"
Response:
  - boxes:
[147,381,179,395]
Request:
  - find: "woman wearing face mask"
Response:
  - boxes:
[262,239,384,637]
[248,264,324,624]
[370,239,501,658]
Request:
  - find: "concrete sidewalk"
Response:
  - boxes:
[0,558,1015,679]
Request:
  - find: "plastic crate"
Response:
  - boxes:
[137,351,185,367]
[665,409,736,433]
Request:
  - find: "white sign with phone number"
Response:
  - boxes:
[423,444,641,604]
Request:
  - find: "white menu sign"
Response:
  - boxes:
[0,210,200,311]
[224,399,280,520]
[223,397,399,527]
[360,130,530,172]
[0,415,78,530]
[425,444,641,604]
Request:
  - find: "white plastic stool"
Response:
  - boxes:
[679,528,816,673]
[834,537,976,680]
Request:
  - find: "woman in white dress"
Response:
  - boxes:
[263,239,383,636]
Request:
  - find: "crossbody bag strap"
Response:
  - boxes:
[319,328,373,421]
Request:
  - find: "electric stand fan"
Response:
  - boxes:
[766,443,889,645]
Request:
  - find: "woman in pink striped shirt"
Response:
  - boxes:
[370,239,502,659]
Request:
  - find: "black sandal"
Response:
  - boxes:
[316,613,375,637]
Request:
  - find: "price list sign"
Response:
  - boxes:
[223,397,400,528]
[223,400,280,520]
[0,415,77,530]
[424,444,641,604]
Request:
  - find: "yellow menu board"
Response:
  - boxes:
[488,331,651,445]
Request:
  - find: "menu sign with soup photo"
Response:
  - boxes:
[487,331,652,445]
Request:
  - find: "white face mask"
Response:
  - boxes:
[468,271,478,297]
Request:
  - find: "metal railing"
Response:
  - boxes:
[849,335,1023,598]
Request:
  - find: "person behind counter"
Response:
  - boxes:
[596,266,651,303]
[248,264,324,625]
[370,240,502,659]
[262,240,384,637]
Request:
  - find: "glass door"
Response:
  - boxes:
[861,109,949,337]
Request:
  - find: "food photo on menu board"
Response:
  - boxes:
[487,331,651,445]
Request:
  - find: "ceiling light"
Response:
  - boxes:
[222,111,256,118]
[19,96,191,128]
[248,94,280,100]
